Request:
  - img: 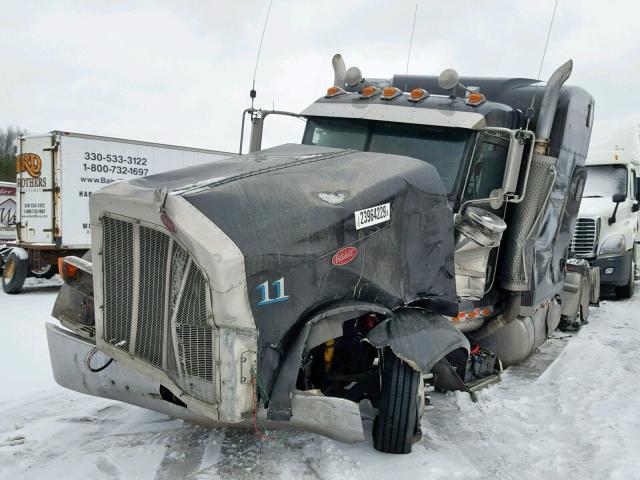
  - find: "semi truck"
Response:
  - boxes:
[1,132,232,293]
[47,55,596,454]
[569,123,640,298]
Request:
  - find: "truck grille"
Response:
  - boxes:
[102,216,216,404]
[570,218,598,258]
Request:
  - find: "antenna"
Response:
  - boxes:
[526,0,560,130]
[536,0,559,81]
[250,0,274,109]
[405,4,418,76]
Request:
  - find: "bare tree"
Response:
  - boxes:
[0,126,28,182]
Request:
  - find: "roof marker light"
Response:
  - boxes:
[381,87,402,100]
[359,85,381,99]
[326,86,346,98]
[408,88,429,102]
[466,92,486,106]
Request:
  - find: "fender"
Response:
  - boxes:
[267,301,393,421]
[365,308,470,373]
[267,304,469,422]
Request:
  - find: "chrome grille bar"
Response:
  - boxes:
[128,224,140,355]
[161,238,174,371]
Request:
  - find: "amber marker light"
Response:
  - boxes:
[359,85,380,99]
[325,86,346,98]
[466,92,486,106]
[58,257,78,282]
[161,212,177,233]
[381,87,402,100]
[408,88,429,102]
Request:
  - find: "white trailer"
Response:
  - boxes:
[0,181,17,242]
[1,131,233,293]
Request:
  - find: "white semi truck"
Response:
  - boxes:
[1,131,232,293]
[570,123,640,298]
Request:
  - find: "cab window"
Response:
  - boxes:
[462,137,509,202]
[583,165,627,198]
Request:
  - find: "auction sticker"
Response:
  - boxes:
[355,203,390,230]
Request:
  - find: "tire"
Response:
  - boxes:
[2,251,29,294]
[29,264,57,279]
[579,276,590,325]
[579,305,589,325]
[373,349,421,454]
[615,254,635,299]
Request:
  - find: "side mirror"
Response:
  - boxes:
[609,193,625,225]
[502,137,525,194]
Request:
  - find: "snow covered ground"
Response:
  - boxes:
[1,279,639,479]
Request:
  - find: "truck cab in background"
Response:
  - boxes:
[571,124,640,298]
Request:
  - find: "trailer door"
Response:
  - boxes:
[16,135,55,244]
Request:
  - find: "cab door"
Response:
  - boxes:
[16,135,55,244]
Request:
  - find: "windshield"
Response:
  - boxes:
[302,117,473,193]
[583,165,627,198]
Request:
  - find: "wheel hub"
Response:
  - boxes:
[3,259,15,281]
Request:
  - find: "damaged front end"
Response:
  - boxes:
[47,144,463,447]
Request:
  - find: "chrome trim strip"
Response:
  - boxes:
[128,223,140,355]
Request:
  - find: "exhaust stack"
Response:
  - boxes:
[332,54,346,87]
[534,59,573,154]
[499,61,572,292]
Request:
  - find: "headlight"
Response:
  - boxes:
[599,234,627,255]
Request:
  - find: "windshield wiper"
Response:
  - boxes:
[582,195,603,198]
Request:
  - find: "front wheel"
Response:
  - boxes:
[29,264,57,279]
[615,253,635,299]
[373,349,421,454]
[2,251,29,294]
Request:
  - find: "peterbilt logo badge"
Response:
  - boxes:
[16,153,42,178]
[332,246,358,266]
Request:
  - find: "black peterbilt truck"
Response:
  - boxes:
[47,55,596,454]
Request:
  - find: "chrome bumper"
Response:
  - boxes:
[46,323,365,443]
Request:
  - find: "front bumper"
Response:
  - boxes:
[591,251,632,287]
[46,323,365,443]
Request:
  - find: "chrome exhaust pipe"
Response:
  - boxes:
[534,59,573,154]
[332,54,347,87]
[499,60,571,292]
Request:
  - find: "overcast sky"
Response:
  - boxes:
[2,0,639,152]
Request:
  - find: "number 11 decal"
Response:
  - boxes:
[257,277,289,306]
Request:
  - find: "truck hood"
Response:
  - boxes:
[108,143,458,391]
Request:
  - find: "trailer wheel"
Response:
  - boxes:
[616,255,635,299]
[2,251,28,294]
[373,349,421,454]
[30,264,57,279]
